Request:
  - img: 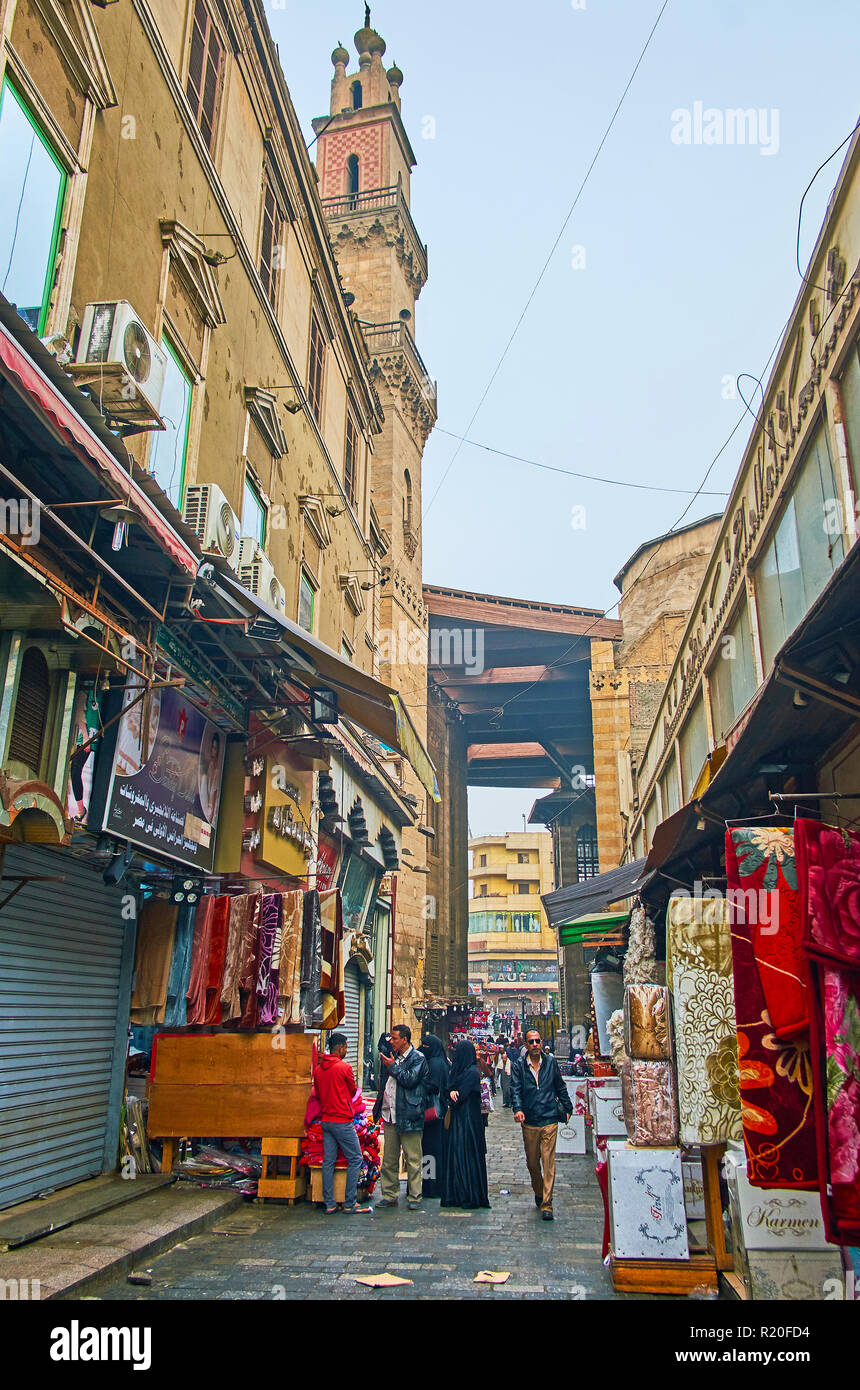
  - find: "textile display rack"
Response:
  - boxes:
[135,883,346,1201]
[609,808,860,1301]
[586,905,730,1295]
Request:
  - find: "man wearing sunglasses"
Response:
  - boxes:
[511,1029,572,1220]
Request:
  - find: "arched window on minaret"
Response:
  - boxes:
[403,469,413,530]
[351,80,363,110]
[347,154,359,207]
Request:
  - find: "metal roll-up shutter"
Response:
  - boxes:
[0,845,133,1210]
[342,961,362,1077]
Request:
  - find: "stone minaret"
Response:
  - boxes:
[314,14,437,1030]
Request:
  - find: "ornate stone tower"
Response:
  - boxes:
[314,11,437,1028]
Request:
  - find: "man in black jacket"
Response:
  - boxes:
[375,1024,432,1211]
[510,1029,572,1220]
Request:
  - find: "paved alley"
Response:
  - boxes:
[88,1109,645,1301]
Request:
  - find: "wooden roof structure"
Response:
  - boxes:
[424,585,621,787]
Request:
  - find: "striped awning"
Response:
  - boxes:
[559,911,629,947]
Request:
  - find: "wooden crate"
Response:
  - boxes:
[307,1165,347,1205]
[147,1032,313,1173]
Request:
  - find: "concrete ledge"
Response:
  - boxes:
[0,1187,245,1300]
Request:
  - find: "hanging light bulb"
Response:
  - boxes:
[99,502,138,553]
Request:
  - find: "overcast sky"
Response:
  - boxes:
[275,0,860,839]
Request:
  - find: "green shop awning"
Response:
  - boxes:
[559,911,629,946]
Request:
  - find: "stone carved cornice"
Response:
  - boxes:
[331,214,427,297]
[391,568,427,626]
[369,352,437,448]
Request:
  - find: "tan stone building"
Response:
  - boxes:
[0,0,391,661]
[0,0,440,1048]
[468,832,557,1015]
[629,125,860,862]
[590,515,722,870]
[532,517,721,1029]
[313,19,438,1029]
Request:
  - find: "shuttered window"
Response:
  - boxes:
[308,314,326,424]
[259,180,283,311]
[342,962,362,1078]
[0,845,133,1210]
[8,646,50,773]
[186,0,224,155]
[344,411,358,507]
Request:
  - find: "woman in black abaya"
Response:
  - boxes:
[441,1041,490,1209]
[419,1034,450,1199]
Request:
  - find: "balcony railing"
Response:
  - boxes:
[320,182,428,283]
[361,319,437,412]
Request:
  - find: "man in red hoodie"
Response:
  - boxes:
[312,1033,370,1214]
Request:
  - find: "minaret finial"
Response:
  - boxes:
[365,4,371,26]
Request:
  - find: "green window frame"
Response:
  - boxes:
[298,569,316,633]
[147,337,192,507]
[241,475,266,547]
[0,77,67,335]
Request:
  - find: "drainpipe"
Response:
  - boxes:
[387,873,397,1033]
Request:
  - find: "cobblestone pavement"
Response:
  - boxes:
[91,1107,665,1300]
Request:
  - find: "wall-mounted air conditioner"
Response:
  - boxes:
[182,483,241,569]
[75,301,167,417]
[238,542,286,612]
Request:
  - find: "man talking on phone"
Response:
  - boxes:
[510,1029,572,1220]
[373,1024,431,1211]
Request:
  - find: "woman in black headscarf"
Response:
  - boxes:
[419,1034,450,1199]
[441,1041,489,1209]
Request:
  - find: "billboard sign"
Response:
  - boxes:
[102,682,226,870]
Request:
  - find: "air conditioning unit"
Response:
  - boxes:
[237,536,264,569]
[182,484,241,569]
[75,301,167,417]
[238,544,286,612]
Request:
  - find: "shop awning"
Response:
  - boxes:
[542,857,650,928]
[558,911,629,947]
[201,562,440,801]
[0,296,198,575]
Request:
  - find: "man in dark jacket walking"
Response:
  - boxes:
[510,1029,572,1220]
[374,1023,432,1210]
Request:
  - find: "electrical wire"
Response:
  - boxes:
[453,119,860,733]
[486,350,774,726]
[795,117,860,287]
[433,427,729,497]
[420,0,672,530]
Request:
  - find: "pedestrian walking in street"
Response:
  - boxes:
[510,1029,573,1220]
[497,1036,513,1108]
[441,1041,489,1209]
[312,1033,371,1214]
[373,1023,431,1211]
[419,1034,450,1198]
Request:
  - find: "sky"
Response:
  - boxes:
[273,0,860,837]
